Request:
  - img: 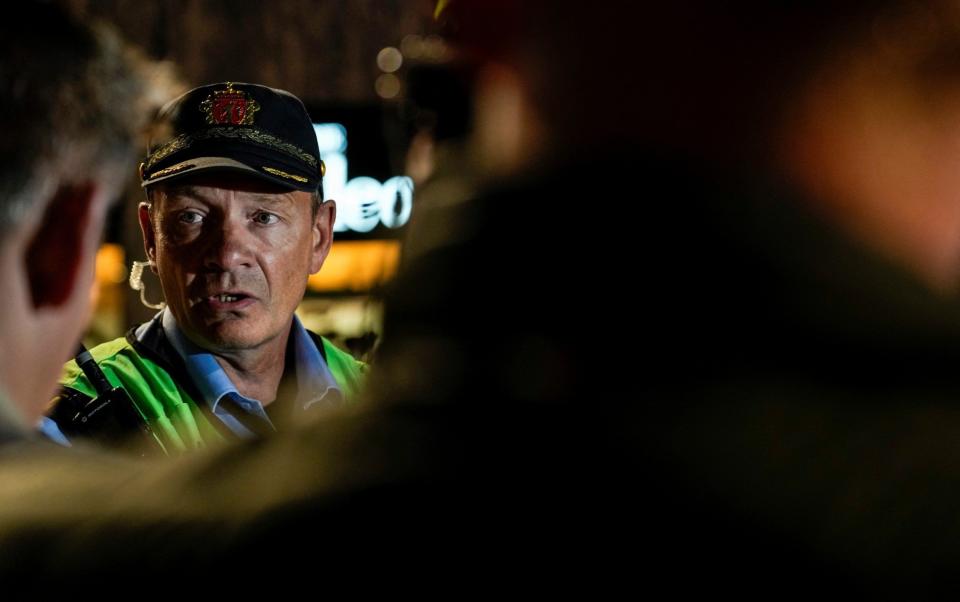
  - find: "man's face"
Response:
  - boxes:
[140,173,334,353]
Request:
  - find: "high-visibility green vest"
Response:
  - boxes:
[55,324,366,455]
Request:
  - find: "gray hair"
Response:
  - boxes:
[0,2,161,231]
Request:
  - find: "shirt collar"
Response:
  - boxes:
[159,309,342,413]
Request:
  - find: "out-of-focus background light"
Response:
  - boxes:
[377,47,403,73]
[375,73,401,99]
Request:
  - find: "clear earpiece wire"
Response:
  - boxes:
[129,260,165,310]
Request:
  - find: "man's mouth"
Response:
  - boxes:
[213,293,245,303]
[203,291,256,310]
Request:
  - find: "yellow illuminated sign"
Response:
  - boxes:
[307,240,401,292]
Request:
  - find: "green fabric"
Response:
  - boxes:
[60,334,366,455]
[320,338,366,399]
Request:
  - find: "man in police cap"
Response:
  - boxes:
[44,82,365,454]
[12,0,960,595]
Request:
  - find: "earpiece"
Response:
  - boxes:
[129,260,165,310]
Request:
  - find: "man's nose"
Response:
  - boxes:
[202,217,253,271]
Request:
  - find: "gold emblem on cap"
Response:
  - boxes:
[200,82,260,126]
[320,160,325,177]
[262,166,308,183]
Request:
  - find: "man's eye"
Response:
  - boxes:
[253,212,279,225]
[177,211,204,225]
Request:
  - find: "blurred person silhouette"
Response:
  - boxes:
[0,1,156,443]
[5,1,960,596]
[42,82,366,456]
[351,0,960,592]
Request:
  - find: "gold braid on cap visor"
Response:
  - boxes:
[144,126,319,172]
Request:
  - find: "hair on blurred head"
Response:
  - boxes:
[0,1,160,231]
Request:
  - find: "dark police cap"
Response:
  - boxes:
[140,82,324,193]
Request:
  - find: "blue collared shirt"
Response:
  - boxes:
[157,309,343,439]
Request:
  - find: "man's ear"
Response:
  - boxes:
[137,201,157,271]
[25,183,97,309]
[310,199,336,273]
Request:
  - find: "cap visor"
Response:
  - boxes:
[142,156,315,191]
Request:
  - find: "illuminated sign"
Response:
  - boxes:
[314,123,414,233]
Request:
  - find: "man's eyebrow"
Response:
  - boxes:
[247,192,296,205]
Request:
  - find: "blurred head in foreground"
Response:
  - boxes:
[0,1,155,430]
